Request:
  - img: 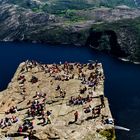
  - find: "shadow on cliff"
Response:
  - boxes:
[86,29,128,57]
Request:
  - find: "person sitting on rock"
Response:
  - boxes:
[4,117,12,127]
[31,109,35,118]
[60,90,66,98]
[5,106,17,114]
[46,110,52,117]
[77,97,84,105]
[23,120,30,132]
[84,105,92,113]
[42,116,46,125]
[30,76,38,84]
[102,117,114,125]
[56,85,60,91]
[19,78,26,84]
[42,93,47,98]
[17,75,25,81]
[93,106,101,117]
[18,125,23,134]
[29,121,34,129]
[64,76,69,81]
[11,106,17,113]
[36,92,42,98]
[11,116,18,123]
[80,88,85,94]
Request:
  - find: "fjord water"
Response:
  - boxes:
[0,42,140,140]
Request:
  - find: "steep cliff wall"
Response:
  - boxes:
[87,18,140,62]
[0,3,140,62]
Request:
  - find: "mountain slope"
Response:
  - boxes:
[0,1,140,62]
[0,0,140,10]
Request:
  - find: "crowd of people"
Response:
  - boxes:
[18,119,33,133]
[5,106,18,114]
[67,61,106,122]
[0,60,110,139]
[23,60,106,122]
[69,95,93,106]
[26,99,45,118]
[0,106,19,129]
[17,93,52,134]
[0,116,18,129]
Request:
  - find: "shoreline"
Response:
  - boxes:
[1,40,139,65]
[119,57,140,64]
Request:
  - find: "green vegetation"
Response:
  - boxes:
[8,0,139,23]
[3,0,140,62]
[32,8,42,12]
[91,17,140,42]
[6,0,140,13]
[41,5,86,22]
[39,0,139,14]
[99,129,116,140]
[84,133,96,140]
[90,17,140,61]
[64,9,85,22]
[83,129,116,140]
[99,0,137,8]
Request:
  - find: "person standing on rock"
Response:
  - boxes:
[100,95,105,108]
[74,111,79,122]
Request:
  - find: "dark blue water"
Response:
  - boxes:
[0,42,140,140]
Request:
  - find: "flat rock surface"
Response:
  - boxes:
[0,61,114,140]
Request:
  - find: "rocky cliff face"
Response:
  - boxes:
[0,3,56,41]
[1,0,140,9]
[86,17,140,62]
[0,1,140,62]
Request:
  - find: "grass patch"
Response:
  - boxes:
[99,129,116,140]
